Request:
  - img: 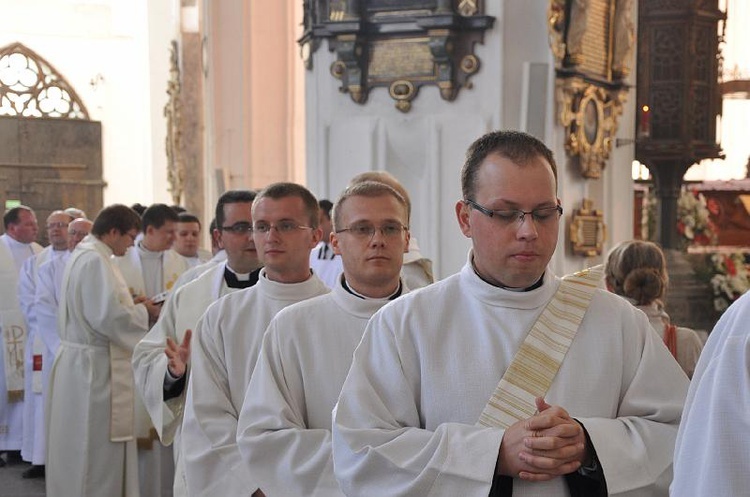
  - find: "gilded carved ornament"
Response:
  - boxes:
[569,198,607,257]
[556,78,627,179]
[548,0,634,179]
[164,40,184,205]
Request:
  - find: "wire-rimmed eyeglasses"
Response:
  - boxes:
[335,222,408,240]
[464,199,563,225]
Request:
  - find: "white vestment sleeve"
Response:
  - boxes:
[18,255,37,330]
[132,287,184,444]
[576,309,687,495]
[237,319,338,496]
[332,314,503,497]
[671,292,750,496]
[182,309,253,496]
[34,262,61,355]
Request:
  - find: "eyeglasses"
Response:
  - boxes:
[464,199,563,225]
[47,222,69,229]
[220,222,253,234]
[68,230,89,238]
[335,222,408,240]
[252,220,312,235]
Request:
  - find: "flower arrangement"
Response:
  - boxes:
[708,252,750,312]
[676,189,717,247]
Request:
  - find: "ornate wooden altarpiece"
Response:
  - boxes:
[299,0,494,112]
[548,0,634,181]
[636,1,724,249]
[0,42,104,244]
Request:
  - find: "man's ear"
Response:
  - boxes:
[456,200,472,239]
[331,232,342,256]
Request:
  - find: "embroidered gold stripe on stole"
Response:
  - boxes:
[477,265,604,429]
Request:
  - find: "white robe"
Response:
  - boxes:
[19,246,66,464]
[671,291,750,496]
[181,270,328,496]
[332,260,688,497]
[34,252,70,465]
[237,276,404,496]
[401,236,434,290]
[0,234,42,451]
[46,236,150,497]
[114,242,189,497]
[309,241,343,289]
[636,303,703,379]
[171,251,226,293]
[132,261,237,497]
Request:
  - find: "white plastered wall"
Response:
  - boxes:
[0,0,180,208]
[305,1,637,279]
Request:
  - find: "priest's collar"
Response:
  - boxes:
[470,256,544,292]
[342,277,402,300]
[136,240,164,259]
[225,264,253,281]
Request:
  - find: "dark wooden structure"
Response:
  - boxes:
[0,43,104,245]
[635,1,725,249]
[300,0,494,112]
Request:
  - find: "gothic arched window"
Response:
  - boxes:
[0,42,89,120]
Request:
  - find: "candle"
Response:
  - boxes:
[640,105,651,137]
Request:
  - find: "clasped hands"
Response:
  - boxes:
[497,397,589,481]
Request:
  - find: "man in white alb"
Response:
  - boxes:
[332,131,689,497]
[182,182,328,496]
[671,290,750,496]
[0,205,41,466]
[349,171,434,289]
[172,212,211,267]
[237,181,410,495]
[35,217,93,363]
[114,202,189,497]
[46,204,161,497]
[132,190,261,497]
[18,210,74,477]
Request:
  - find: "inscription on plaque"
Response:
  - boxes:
[369,38,435,83]
[580,0,613,79]
[368,0,435,11]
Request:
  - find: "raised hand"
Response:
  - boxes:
[165,329,192,378]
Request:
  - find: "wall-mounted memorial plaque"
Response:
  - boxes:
[548,0,633,179]
[300,0,493,112]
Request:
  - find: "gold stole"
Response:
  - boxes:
[477,265,604,428]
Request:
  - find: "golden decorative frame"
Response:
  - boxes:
[569,198,606,257]
[556,78,626,179]
[548,0,634,179]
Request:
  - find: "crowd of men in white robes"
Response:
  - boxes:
[1,130,748,497]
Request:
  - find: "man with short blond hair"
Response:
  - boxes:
[238,181,410,495]
[182,182,328,496]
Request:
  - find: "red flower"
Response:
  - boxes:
[707,198,720,216]
[726,256,737,276]
[677,221,685,234]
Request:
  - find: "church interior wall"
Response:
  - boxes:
[305,0,637,279]
[0,0,180,210]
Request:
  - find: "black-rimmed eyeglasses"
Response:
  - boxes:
[220,222,253,234]
[464,199,563,225]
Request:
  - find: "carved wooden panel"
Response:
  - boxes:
[0,117,104,245]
